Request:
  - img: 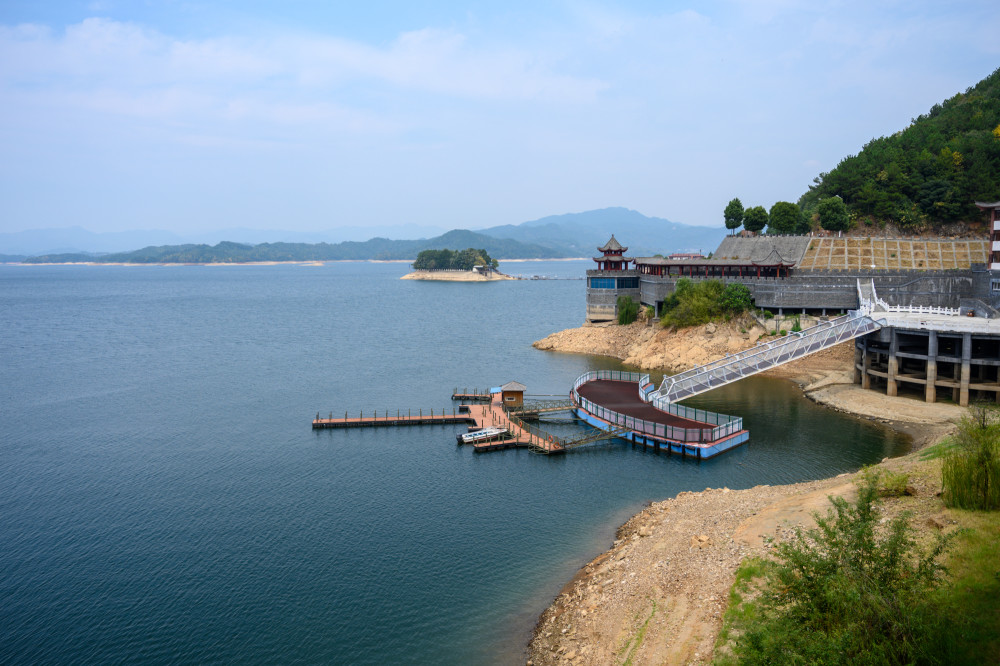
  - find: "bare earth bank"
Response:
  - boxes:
[526,319,966,666]
[400,270,516,281]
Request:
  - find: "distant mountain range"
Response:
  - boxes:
[8,208,727,263]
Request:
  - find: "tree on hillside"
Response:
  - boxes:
[818,197,850,232]
[724,198,744,235]
[797,67,1000,229]
[743,206,768,234]
[795,208,813,234]
[767,202,800,234]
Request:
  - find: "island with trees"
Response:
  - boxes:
[401,248,515,281]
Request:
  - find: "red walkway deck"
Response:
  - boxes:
[575,380,706,429]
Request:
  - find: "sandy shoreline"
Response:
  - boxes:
[400,270,517,281]
[526,319,966,665]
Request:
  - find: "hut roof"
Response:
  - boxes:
[501,381,527,392]
[598,234,627,253]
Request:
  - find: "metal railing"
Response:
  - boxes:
[570,370,746,443]
[575,394,714,443]
[651,311,885,404]
[572,370,646,393]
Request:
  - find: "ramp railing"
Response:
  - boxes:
[651,311,885,404]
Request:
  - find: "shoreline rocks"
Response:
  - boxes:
[526,318,966,665]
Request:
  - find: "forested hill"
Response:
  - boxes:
[799,67,1000,229]
[22,230,568,264]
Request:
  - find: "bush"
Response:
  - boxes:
[942,404,1000,510]
[790,316,802,333]
[659,279,753,328]
[728,472,955,664]
[617,295,639,325]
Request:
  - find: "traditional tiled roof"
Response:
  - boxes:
[975,201,1000,210]
[501,381,526,392]
[598,234,627,253]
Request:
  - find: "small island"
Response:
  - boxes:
[400,247,517,281]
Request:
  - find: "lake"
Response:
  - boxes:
[0,260,909,664]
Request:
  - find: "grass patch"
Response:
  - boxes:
[618,598,657,666]
[936,510,1000,663]
[942,405,1000,510]
[715,471,957,665]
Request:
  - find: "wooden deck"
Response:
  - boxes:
[575,380,706,429]
[313,395,564,453]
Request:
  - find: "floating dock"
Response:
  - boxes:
[314,394,568,453]
[571,371,748,459]
[315,372,749,458]
[451,388,492,402]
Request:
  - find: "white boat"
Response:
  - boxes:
[457,427,508,444]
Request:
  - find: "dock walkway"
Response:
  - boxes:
[313,395,566,453]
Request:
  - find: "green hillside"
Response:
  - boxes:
[22,230,566,264]
[799,67,1000,229]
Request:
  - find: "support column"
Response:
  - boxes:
[854,343,863,385]
[887,328,898,397]
[925,331,938,404]
[960,332,972,407]
[861,342,872,390]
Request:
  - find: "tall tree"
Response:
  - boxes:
[767,201,800,234]
[818,196,850,232]
[743,205,768,234]
[795,208,813,234]
[724,198,744,235]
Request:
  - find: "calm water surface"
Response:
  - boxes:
[0,261,908,664]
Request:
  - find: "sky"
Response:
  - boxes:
[1,1,998,235]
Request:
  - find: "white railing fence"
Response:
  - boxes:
[652,311,884,404]
[571,372,744,443]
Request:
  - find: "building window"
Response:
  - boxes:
[616,277,638,289]
[589,277,616,289]
[992,279,1000,292]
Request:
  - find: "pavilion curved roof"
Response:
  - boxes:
[598,234,627,253]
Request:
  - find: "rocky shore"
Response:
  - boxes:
[526,318,967,665]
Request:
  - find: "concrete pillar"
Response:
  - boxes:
[953,362,961,403]
[854,344,863,385]
[887,329,898,397]
[862,346,872,389]
[960,332,972,407]
[925,331,937,404]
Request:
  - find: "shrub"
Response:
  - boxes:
[790,316,802,333]
[729,471,955,664]
[617,295,639,325]
[942,404,1000,510]
[659,279,753,328]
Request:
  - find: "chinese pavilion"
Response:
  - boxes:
[594,235,631,271]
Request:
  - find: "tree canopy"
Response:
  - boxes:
[724,198,744,234]
[798,67,1000,229]
[743,206,768,233]
[818,197,849,232]
[767,201,800,234]
[412,248,498,271]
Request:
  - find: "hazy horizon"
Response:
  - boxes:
[2,2,998,236]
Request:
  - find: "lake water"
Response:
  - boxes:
[0,260,909,664]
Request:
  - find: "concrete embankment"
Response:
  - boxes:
[527,318,967,665]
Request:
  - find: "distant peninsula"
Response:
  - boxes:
[20,230,567,265]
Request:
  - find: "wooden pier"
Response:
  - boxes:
[313,395,568,453]
[451,387,492,402]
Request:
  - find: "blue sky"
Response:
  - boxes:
[1,1,998,235]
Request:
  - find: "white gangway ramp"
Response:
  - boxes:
[650,311,885,405]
